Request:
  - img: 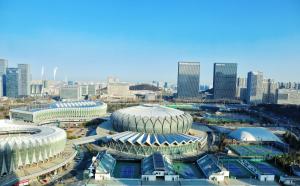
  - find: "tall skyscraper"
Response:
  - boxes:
[236,77,247,101]
[246,71,263,104]
[262,79,277,104]
[6,68,20,98]
[0,59,8,96]
[213,63,237,99]
[177,62,200,99]
[18,64,31,97]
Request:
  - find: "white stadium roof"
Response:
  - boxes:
[229,127,282,142]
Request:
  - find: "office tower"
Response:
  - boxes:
[213,63,237,99]
[6,68,20,98]
[262,79,277,104]
[0,59,8,96]
[276,89,300,105]
[18,64,31,97]
[60,85,81,101]
[236,77,247,101]
[177,62,200,99]
[246,71,263,104]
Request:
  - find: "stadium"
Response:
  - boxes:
[0,120,67,176]
[97,104,207,157]
[10,100,107,124]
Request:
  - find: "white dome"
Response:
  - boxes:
[111,104,193,134]
[229,127,282,142]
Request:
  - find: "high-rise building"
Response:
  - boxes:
[18,64,31,97]
[88,84,96,96]
[6,68,20,98]
[262,79,277,104]
[0,59,8,96]
[246,71,263,104]
[177,62,200,99]
[213,63,237,99]
[236,77,247,101]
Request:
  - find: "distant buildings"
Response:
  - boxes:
[236,77,247,101]
[60,85,81,101]
[107,82,130,97]
[6,68,20,98]
[177,62,200,99]
[246,71,264,104]
[276,89,300,105]
[213,63,237,99]
[18,64,31,97]
[263,79,277,104]
[0,59,7,96]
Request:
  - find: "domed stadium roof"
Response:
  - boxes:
[229,127,282,142]
[111,104,193,134]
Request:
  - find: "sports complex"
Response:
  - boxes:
[96,104,208,157]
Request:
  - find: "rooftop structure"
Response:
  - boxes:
[141,152,179,181]
[229,127,282,142]
[88,151,116,181]
[197,154,229,182]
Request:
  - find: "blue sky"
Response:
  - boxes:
[0,0,299,84]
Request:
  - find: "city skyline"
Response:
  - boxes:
[0,0,300,84]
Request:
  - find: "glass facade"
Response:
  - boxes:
[177,62,200,99]
[247,71,263,104]
[18,64,31,97]
[213,63,237,99]
[6,68,20,98]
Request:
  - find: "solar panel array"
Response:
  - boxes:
[153,153,165,171]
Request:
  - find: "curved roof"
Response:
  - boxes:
[11,100,106,113]
[104,131,203,146]
[114,104,184,117]
[229,127,282,142]
[0,120,66,147]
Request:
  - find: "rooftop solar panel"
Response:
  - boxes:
[153,153,165,171]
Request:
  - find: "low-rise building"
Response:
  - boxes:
[141,152,179,181]
[276,89,300,105]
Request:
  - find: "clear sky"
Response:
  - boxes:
[0,0,299,84]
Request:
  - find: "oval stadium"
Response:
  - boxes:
[0,121,67,176]
[10,100,107,124]
[98,104,207,157]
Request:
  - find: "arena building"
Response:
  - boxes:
[97,104,207,157]
[228,127,282,142]
[10,100,107,124]
[0,120,67,176]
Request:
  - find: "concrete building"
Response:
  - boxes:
[30,83,43,96]
[263,79,277,104]
[247,71,263,104]
[213,63,237,100]
[107,82,130,97]
[6,68,20,98]
[18,64,31,97]
[276,89,300,105]
[60,85,81,101]
[177,62,200,99]
[236,77,247,101]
